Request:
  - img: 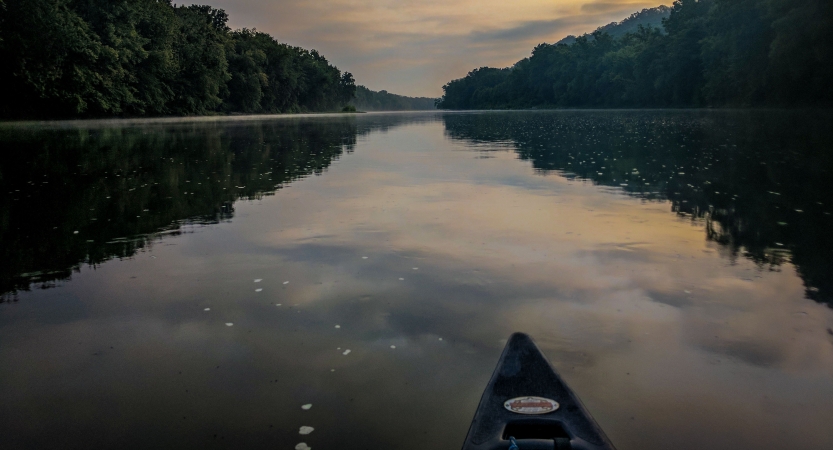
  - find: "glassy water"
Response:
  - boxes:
[1,111,832,450]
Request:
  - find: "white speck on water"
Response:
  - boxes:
[413,267,418,270]
[390,345,396,349]
[399,278,404,281]
[301,404,312,410]
[299,426,314,435]
[295,443,311,450]
[150,255,156,259]
[330,369,335,372]
[342,349,351,355]
[276,303,282,306]
[225,323,233,326]
[255,288,262,292]
[362,256,368,259]
[283,281,289,285]
[684,290,692,294]
[775,242,784,246]
[438,338,443,341]
[254,279,262,283]
[337,347,341,350]
[335,325,341,328]
[204,308,210,311]
[73,231,79,234]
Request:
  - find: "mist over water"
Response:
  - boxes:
[1,111,831,450]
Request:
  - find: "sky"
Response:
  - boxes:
[188,0,668,98]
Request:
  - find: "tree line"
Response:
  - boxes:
[436,0,832,109]
[352,86,436,111]
[0,0,356,119]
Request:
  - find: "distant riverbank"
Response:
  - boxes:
[437,1,832,110]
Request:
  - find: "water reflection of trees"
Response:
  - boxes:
[0,116,416,301]
[442,111,833,307]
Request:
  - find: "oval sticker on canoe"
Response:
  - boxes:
[504,396,559,415]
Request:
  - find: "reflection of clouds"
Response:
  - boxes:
[236,120,832,375]
[4,115,833,450]
[0,294,491,448]
[189,0,668,96]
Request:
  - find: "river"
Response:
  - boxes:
[1,110,832,449]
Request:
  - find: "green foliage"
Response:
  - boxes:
[766,0,833,105]
[169,4,231,115]
[225,29,268,113]
[437,0,833,109]
[0,0,356,119]
[0,0,110,116]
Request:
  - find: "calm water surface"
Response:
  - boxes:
[1,111,832,450]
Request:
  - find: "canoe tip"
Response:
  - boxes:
[507,332,532,343]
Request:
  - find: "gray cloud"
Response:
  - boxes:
[187,1,668,97]
[581,1,655,13]
[468,15,606,43]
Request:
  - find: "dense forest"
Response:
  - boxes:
[0,0,356,119]
[351,86,436,111]
[437,0,833,108]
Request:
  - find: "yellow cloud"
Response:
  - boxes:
[190,0,669,96]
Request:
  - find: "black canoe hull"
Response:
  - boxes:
[461,333,616,450]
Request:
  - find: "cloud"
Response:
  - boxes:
[187,0,669,97]
[468,15,608,43]
[580,1,655,13]
[5,115,832,449]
